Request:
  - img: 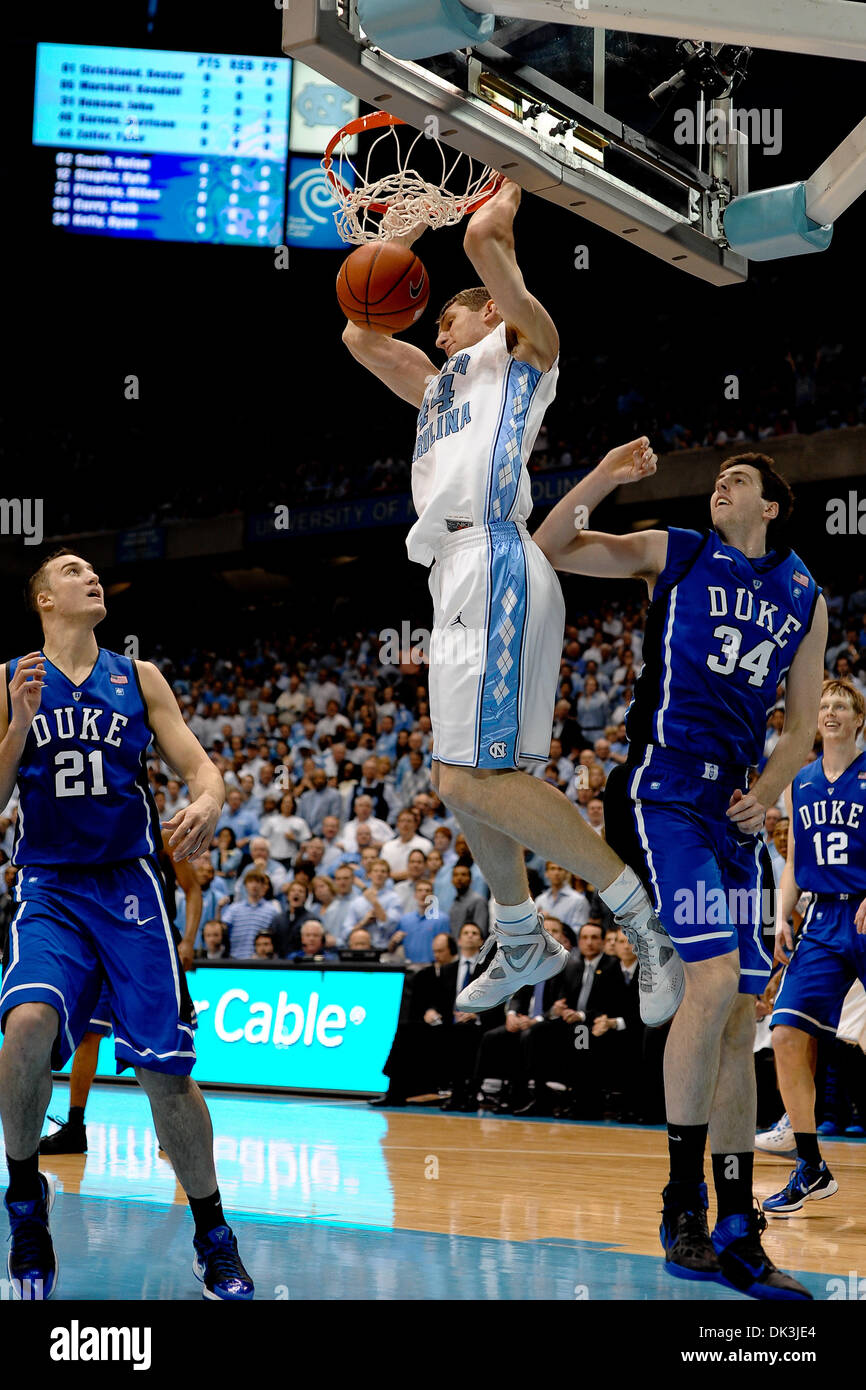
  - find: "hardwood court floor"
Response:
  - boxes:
[3,1083,863,1300]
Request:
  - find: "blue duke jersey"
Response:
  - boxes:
[792,751,866,895]
[406,321,558,566]
[6,649,161,866]
[626,529,820,767]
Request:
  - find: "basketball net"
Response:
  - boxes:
[322,112,502,244]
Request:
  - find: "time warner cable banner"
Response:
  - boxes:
[44,966,404,1093]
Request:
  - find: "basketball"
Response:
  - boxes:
[336,241,429,334]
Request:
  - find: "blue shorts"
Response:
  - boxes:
[0,857,196,1074]
[771,895,866,1040]
[88,983,113,1039]
[605,746,775,993]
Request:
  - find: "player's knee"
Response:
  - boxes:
[771,1024,809,1057]
[437,764,476,812]
[134,1066,193,1098]
[682,953,740,1015]
[3,1002,58,1055]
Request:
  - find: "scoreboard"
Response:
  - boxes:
[33,42,357,247]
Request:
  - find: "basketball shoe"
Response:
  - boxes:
[4,1173,59,1299]
[712,1204,812,1298]
[615,891,684,1027]
[39,1114,87,1154]
[659,1182,721,1280]
[193,1225,255,1300]
[455,910,568,1012]
[754,1113,797,1157]
[762,1158,838,1216]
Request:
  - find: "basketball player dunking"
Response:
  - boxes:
[0,550,253,1299]
[761,678,866,1216]
[536,453,827,1299]
[342,177,683,1024]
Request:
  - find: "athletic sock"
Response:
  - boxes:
[667,1121,708,1186]
[492,898,538,934]
[712,1150,755,1220]
[68,1106,85,1128]
[598,866,646,918]
[6,1151,42,1204]
[188,1189,227,1240]
[794,1132,822,1168]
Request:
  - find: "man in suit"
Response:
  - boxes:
[514,920,622,1116]
[368,932,459,1106]
[551,699,583,760]
[441,923,504,1110]
[592,927,642,1120]
[475,918,572,1112]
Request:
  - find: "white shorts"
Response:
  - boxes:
[427,520,566,769]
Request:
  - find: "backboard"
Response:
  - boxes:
[281,0,752,285]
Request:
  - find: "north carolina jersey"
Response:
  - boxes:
[792,751,866,894]
[406,321,558,566]
[7,649,160,866]
[627,528,820,767]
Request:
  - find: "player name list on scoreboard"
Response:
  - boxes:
[33,43,292,244]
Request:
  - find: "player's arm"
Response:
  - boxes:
[0,654,46,812]
[342,323,437,407]
[166,829,203,971]
[532,439,663,581]
[464,182,558,372]
[462,179,558,371]
[136,661,225,863]
[775,786,800,964]
[728,595,828,834]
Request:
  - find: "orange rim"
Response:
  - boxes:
[323,110,503,218]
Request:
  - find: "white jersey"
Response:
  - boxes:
[406,321,558,566]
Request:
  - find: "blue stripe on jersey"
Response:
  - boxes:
[476,528,529,768]
[484,358,543,525]
[9,649,161,866]
[626,529,819,767]
[792,750,866,893]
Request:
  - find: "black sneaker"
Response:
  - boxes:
[39,1116,87,1155]
[659,1182,721,1281]
[712,1205,813,1299]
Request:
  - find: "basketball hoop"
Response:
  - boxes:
[322,111,503,244]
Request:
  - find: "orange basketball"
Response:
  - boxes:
[336,241,429,334]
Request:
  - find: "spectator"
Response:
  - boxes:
[393,847,431,913]
[586,798,606,835]
[349,756,394,823]
[577,675,610,738]
[253,931,277,960]
[388,878,449,965]
[220,870,282,959]
[345,926,375,953]
[535,863,591,929]
[271,879,315,956]
[395,749,433,807]
[453,834,490,899]
[176,854,220,951]
[211,826,243,896]
[369,932,460,1106]
[287,920,339,963]
[196,920,229,961]
[297,768,343,835]
[767,816,789,889]
[215,786,259,850]
[381,809,433,881]
[319,815,344,873]
[235,836,289,900]
[448,863,489,938]
[342,857,403,949]
[339,794,392,852]
[322,865,361,945]
[259,791,311,868]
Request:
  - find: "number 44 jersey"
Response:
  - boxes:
[6,649,161,866]
[626,528,821,768]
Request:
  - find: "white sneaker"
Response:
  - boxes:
[455,913,569,1012]
[755,1113,797,1158]
[615,889,684,1027]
